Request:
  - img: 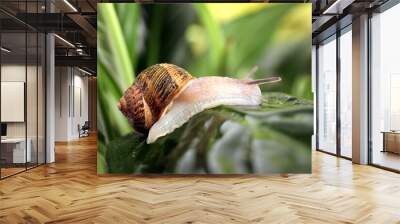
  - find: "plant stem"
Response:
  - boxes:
[99,4,134,91]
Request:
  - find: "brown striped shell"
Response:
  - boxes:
[118,64,194,134]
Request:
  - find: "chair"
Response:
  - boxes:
[79,121,90,138]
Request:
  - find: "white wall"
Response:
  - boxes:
[1,63,46,164]
[72,73,89,138]
[55,67,89,141]
[55,66,69,141]
[1,65,35,138]
[1,65,25,134]
[1,65,26,140]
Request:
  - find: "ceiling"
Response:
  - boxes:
[0,0,395,74]
[1,0,97,74]
[312,0,391,43]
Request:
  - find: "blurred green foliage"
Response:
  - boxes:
[97,3,312,174]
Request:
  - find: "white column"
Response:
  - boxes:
[352,14,369,164]
[46,32,55,163]
[312,45,317,150]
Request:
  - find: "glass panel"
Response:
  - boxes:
[0,1,46,178]
[38,32,45,165]
[371,4,400,171]
[339,28,352,158]
[26,0,39,169]
[317,36,337,154]
[1,30,27,177]
[27,30,38,169]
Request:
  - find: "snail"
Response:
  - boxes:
[118,63,281,144]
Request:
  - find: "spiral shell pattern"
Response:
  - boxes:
[118,64,194,133]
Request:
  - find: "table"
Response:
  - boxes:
[382,131,400,154]
[1,138,31,163]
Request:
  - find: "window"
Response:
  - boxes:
[339,27,352,158]
[317,35,337,154]
[370,3,400,171]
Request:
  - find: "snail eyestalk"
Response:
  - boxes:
[247,77,281,85]
[244,66,259,79]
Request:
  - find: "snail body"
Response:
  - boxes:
[118,63,281,144]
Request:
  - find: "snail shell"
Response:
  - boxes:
[118,64,194,133]
[118,63,281,144]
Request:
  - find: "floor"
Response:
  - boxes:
[0,136,399,223]
[0,167,25,178]
[1,163,42,178]
[373,150,400,171]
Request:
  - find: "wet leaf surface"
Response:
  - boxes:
[105,93,312,174]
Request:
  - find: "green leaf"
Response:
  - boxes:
[115,4,141,69]
[103,93,312,174]
[208,121,252,173]
[146,6,164,66]
[223,4,296,74]
[98,4,134,90]
[97,3,139,147]
[193,4,225,74]
[97,143,109,174]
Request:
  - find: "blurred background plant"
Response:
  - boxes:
[97,3,312,174]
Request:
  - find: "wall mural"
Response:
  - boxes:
[97,3,313,174]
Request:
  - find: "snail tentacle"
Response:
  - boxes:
[246,77,281,85]
[244,66,259,79]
